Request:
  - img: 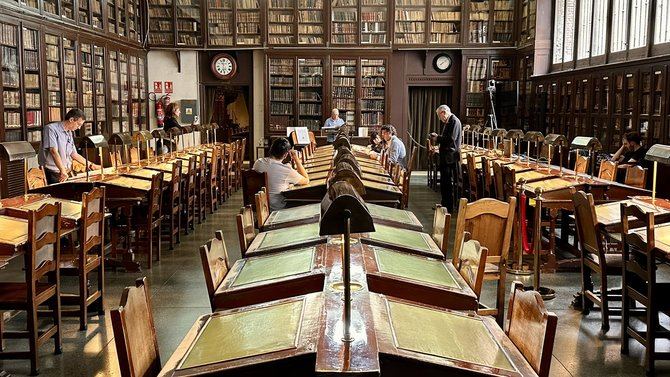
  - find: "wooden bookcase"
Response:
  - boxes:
[518,0,535,46]
[268,0,296,45]
[235,0,262,46]
[361,0,387,45]
[394,0,425,45]
[298,0,325,45]
[147,0,175,46]
[298,57,324,130]
[147,0,205,47]
[462,55,515,129]
[331,0,359,45]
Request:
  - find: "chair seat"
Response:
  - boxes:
[60,254,101,270]
[587,253,623,273]
[485,263,499,274]
[0,282,56,307]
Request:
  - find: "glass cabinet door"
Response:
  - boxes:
[468,0,489,44]
[23,27,42,143]
[119,52,129,132]
[268,58,295,129]
[235,0,261,45]
[207,0,233,46]
[148,0,175,45]
[109,51,121,134]
[1,23,22,141]
[81,43,94,135]
[298,58,323,131]
[331,59,357,127]
[138,56,147,129]
[332,0,358,45]
[93,46,106,134]
[45,34,63,123]
[176,0,203,46]
[394,0,425,45]
[360,58,385,128]
[129,55,139,131]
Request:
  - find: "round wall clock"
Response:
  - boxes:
[433,53,453,73]
[211,53,237,80]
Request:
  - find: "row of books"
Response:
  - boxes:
[431,33,459,43]
[299,91,321,101]
[361,11,386,22]
[270,76,293,86]
[332,87,355,98]
[298,25,324,34]
[362,77,385,87]
[299,0,322,8]
[333,77,356,86]
[395,33,423,43]
[363,87,384,97]
[361,66,384,76]
[298,76,322,86]
[237,0,259,9]
[177,7,200,18]
[23,50,39,71]
[332,0,356,6]
[208,0,231,8]
[48,91,61,104]
[333,99,356,109]
[3,111,21,128]
[270,102,293,115]
[299,103,321,114]
[362,34,387,43]
[361,99,384,110]
[395,10,424,21]
[298,10,323,22]
[299,36,324,44]
[361,112,383,126]
[1,47,19,69]
[3,91,20,106]
[395,22,425,32]
[0,24,17,46]
[271,89,294,101]
[269,13,294,23]
[2,71,19,87]
[298,119,320,130]
[25,93,41,108]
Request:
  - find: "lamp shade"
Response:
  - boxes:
[491,128,507,139]
[482,127,493,136]
[470,125,482,134]
[523,131,544,142]
[505,129,525,139]
[168,127,183,137]
[181,125,193,134]
[319,181,374,236]
[210,123,219,130]
[109,132,133,146]
[333,136,351,150]
[570,136,602,151]
[79,135,109,149]
[544,134,569,147]
[332,156,362,179]
[0,141,37,161]
[132,130,153,143]
[151,129,168,139]
[333,146,354,165]
[645,144,670,165]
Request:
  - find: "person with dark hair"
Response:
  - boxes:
[368,131,384,154]
[252,138,309,210]
[163,103,181,134]
[39,108,101,184]
[612,131,647,167]
[380,124,406,167]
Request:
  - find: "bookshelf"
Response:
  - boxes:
[63,37,78,118]
[490,57,515,129]
[81,43,95,135]
[236,0,262,46]
[360,58,385,128]
[22,27,41,143]
[44,0,58,16]
[107,0,118,34]
[464,57,487,126]
[45,34,62,124]
[332,58,357,126]
[92,0,104,29]
[94,45,106,134]
[332,0,358,45]
[298,0,324,45]
[130,55,139,131]
[79,0,91,25]
[176,0,203,46]
[1,22,21,141]
[62,0,76,21]
[468,0,489,44]
[493,0,514,43]
[207,0,234,46]
[268,58,295,132]
[394,0,425,45]
[269,0,295,45]
[119,52,129,133]
[519,0,536,46]
[128,0,140,42]
[148,0,175,46]
[298,58,323,131]
[138,56,147,130]
[361,0,387,45]
[118,0,128,37]
[430,0,462,45]
[109,50,121,134]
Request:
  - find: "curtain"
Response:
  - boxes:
[408,87,451,170]
[203,86,217,125]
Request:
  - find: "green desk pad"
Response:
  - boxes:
[364,180,401,193]
[179,300,303,369]
[232,248,315,287]
[374,247,459,289]
[256,223,322,252]
[369,224,433,252]
[367,203,414,225]
[388,300,515,371]
[270,204,320,225]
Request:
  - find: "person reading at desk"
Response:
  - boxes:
[380,125,406,168]
[323,108,345,129]
[612,131,648,168]
[39,108,101,184]
[253,138,309,211]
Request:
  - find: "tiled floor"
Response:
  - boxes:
[0,173,666,376]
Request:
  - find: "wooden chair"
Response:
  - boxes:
[574,155,589,174]
[234,138,247,191]
[132,173,163,269]
[406,145,418,175]
[0,203,62,375]
[26,167,47,190]
[426,138,439,190]
[215,144,227,204]
[111,277,161,377]
[206,146,219,214]
[129,147,140,164]
[481,157,493,198]
[597,160,618,181]
[161,159,182,250]
[620,203,670,375]
[255,188,270,229]
[455,239,488,299]
[391,163,401,185]
[506,281,558,377]
[181,156,196,234]
[572,190,622,332]
[199,230,231,312]
[501,164,517,201]
[431,204,450,257]
[465,154,479,201]
[60,187,105,331]
[400,168,412,209]
[452,197,516,325]
[236,205,256,257]
[493,161,505,201]
[195,153,208,223]
[226,141,238,197]
[624,165,648,189]
[241,169,269,210]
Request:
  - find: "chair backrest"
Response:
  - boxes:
[431,204,450,255]
[465,154,478,199]
[400,167,411,209]
[170,160,182,205]
[506,281,558,377]
[407,145,418,174]
[147,172,163,224]
[129,147,140,164]
[185,155,196,194]
[242,169,269,208]
[574,155,589,174]
[624,165,647,189]
[255,187,270,228]
[27,167,47,189]
[572,190,606,264]
[199,230,230,308]
[227,141,236,170]
[236,205,255,255]
[456,240,488,298]
[80,186,106,257]
[481,157,493,197]
[111,277,161,377]
[452,197,516,266]
[26,202,61,285]
[501,164,517,201]
[198,153,207,189]
[209,146,218,181]
[493,161,505,201]
[597,160,617,181]
[391,163,401,185]
[238,138,247,168]
[620,203,660,295]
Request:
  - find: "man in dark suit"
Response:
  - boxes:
[430,105,462,212]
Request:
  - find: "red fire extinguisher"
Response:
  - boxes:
[155,99,164,126]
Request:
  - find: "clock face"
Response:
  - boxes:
[215,58,233,76]
[211,53,237,79]
[434,54,452,73]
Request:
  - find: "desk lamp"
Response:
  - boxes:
[643,144,670,203]
[168,127,183,155]
[570,136,602,181]
[482,127,493,150]
[193,124,204,147]
[544,134,569,176]
[0,141,37,200]
[210,123,219,144]
[505,129,525,160]
[151,129,168,161]
[132,130,153,166]
[79,135,108,181]
[470,125,482,150]
[523,131,544,167]
[109,132,132,173]
[182,125,193,150]
[490,128,506,156]
[320,181,374,342]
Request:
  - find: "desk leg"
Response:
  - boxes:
[106,208,141,272]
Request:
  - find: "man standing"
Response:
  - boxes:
[431,105,462,212]
[39,108,101,184]
[253,138,309,211]
[380,125,406,168]
[323,108,345,129]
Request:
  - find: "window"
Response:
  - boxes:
[611,0,628,52]
[654,0,669,44]
[591,0,608,56]
[629,0,650,49]
[563,0,576,62]
[552,0,565,64]
[577,0,593,60]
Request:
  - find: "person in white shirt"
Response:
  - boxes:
[253,138,309,211]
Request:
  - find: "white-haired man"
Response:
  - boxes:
[430,105,462,212]
[323,108,345,129]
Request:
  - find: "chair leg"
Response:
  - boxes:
[495,268,506,326]
[581,262,594,315]
[600,270,610,332]
[28,305,39,376]
[146,230,153,270]
[645,307,657,376]
[52,278,62,355]
[79,267,88,331]
[97,257,105,315]
[155,224,161,262]
[621,273,630,355]
[176,209,181,244]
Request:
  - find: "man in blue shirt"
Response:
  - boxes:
[323,108,345,129]
[380,124,406,168]
[39,108,100,184]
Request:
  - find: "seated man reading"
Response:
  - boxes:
[380,124,407,168]
[612,131,648,168]
[253,138,309,211]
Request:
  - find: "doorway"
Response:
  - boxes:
[202,85,252,161]
[407,86,452,169]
